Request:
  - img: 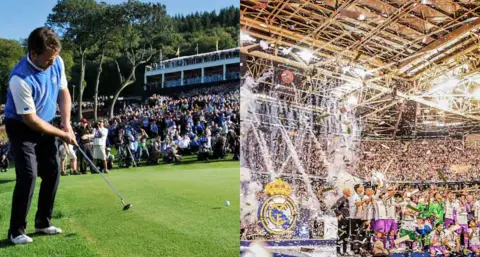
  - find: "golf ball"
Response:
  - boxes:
[224,200,230,207]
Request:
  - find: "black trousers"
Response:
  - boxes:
[5,118,60,238]
[78,145,93,173]
[350,218,363,253]
[337,218,350,254]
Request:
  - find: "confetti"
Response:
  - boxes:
[322,187,335,193]
[316,113,329,121]
[437,169,447,184]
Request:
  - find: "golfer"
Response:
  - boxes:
[4,27,76,244]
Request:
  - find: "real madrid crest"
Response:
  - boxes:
[258,178,297,235]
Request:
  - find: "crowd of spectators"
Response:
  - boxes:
[243,133,480,183]
[61,84,240,174]
[355,140,480,182]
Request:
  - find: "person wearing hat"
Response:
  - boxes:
[3,27,76,244]
[78,118,94,174]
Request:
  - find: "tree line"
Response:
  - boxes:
[0,0,239,120]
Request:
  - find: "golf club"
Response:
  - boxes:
[76,146,132,211]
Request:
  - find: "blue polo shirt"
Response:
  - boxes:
[4,55,67,122]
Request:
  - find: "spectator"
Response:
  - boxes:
[0,154,9,173]
[106,148,114,170]
[58,140,78,176]
[137,129,149,163]
[78,119,94,174]
[92,120,109,173]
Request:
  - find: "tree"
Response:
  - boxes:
[89,3,120,121]
[47,0,101,120]
[61,50,74,81]
[108,0,171,119]
[0,39,24,104]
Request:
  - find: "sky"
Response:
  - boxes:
[0,0,238,41]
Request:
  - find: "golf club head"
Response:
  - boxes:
[123,204,132,211]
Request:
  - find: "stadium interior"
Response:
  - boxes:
[240,1,480,257]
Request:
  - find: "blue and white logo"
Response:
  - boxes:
[258,195,297,235]
[52,76,57,84]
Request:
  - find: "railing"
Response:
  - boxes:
[145,48,240,72]
[147,72,240,89]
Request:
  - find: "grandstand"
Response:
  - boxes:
[144,48,240,91]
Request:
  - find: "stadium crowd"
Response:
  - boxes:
[245,138,480,182]
[355,140,480,182]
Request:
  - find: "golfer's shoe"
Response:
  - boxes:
[35,226,63,235]
[10,234,33,245]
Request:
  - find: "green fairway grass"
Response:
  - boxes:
[0,157,239,257]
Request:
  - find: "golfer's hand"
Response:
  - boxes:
[338,215,343,221]
[61,131,77,146]
[61,122,74,135]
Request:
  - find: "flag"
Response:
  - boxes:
[176,47,180,57]
[216,39,219,51]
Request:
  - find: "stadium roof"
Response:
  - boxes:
[241,0,480,139]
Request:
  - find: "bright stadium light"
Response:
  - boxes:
[473,87,480,100]
[347,94,358,105]
[282,47,292,55]
[240,30,256,42]
[438,99,450,109]
[298,49,313,64]
[427,76,460,95]
[353,67,367,78]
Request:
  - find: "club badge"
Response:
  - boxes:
[258,178,297,235]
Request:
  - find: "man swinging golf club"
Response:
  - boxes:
[4,27,76,244]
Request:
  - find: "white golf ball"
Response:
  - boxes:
[224,200,230,207]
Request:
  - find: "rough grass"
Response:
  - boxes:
[0,156,239,257]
